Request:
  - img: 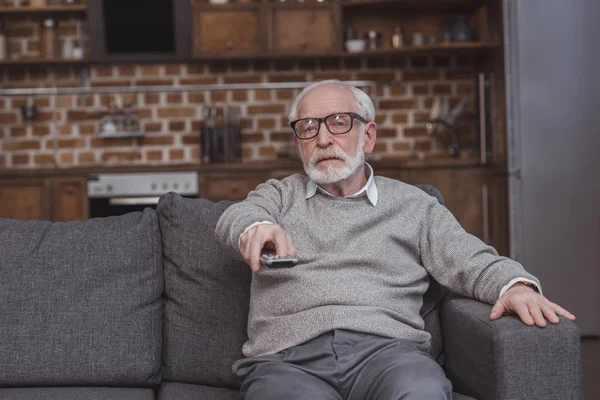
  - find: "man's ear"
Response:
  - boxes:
[364,122,377,155]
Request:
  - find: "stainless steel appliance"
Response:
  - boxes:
[504,0,600,335]
[88,172,198,218]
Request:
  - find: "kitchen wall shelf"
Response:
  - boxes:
[0,4,87,15]
[0,59,89,67]
[342,0,482,11]
[341,42,499,57]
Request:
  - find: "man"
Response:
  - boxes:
[215,80,575,399]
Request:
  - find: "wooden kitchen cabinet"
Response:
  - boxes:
[267,3,340,55]
[51,177,89,222]
[200,173,267,201]
[193,4,263,57]
[0,180,50,221]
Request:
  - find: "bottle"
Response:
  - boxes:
[392,26,403,49]
[41,18,58,59]
[72,39,83,59]
[61,37,73,59]
[450,16,474,42]
[413,29,424,46]
[0,20,6,61]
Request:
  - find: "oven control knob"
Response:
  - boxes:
[151,183,157,191]
[107,185,113,193]
[162,183,168,190]
[184,182,190,189]
[173,183,179,190]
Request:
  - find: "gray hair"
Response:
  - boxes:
[288,80,376,124]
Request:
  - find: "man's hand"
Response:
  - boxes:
[490,283,576,327]
[240,224,297,273]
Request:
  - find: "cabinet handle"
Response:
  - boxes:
[225,41,234,50]
[482,184,490,244]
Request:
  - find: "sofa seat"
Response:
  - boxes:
[157,382,237,400]
[0,387,154,400]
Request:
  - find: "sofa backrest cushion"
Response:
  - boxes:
[157,193,251,388]
[0,209,163,387]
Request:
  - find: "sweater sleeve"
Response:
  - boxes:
[418,196,541,305]
[215,179,285,259]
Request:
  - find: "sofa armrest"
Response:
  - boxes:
[440,293,582,400]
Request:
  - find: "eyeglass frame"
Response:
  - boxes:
[289,112,369,140]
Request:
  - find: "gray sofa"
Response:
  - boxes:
[0,189,582,400]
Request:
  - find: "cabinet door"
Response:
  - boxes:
[404,168,490,244]
[0,180,49,221]
[194,6,262,57]
[52,177,89,222]
[201,174,266,201]
[269,5,340,54]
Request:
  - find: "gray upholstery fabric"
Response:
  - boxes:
[0,210,163,386]
[157,382,238,400]
[452,393,478,400]
[157,194,251,388]
[0,387,154,400]
[441,293,582,400]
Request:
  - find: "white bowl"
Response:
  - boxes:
[345,39,366,53]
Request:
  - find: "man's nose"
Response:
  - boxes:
[316,122,334,147]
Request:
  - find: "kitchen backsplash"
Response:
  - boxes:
[0,16,477,168]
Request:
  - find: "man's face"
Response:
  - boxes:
[294,85,374,185]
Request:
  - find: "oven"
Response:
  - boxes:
[87,172,198,218]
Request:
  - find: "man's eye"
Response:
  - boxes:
[304,126,317,132]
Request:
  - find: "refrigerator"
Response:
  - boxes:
[504,0,600,335]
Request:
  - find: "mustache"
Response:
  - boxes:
[309,146,348,167]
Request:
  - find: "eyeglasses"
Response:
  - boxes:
[290,112,368,140]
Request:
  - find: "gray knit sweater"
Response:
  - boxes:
[215,173,539,357]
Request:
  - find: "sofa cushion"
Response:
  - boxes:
[0,387,155,400]
[157,382,238,400]
[157,194,251,388]
[0,210,163,386]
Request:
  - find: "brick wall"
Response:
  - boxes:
[0,18,477,168]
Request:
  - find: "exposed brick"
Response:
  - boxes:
[55,138,85,149]
[145,93,160,105]
[169,149,185,161]
[275,89,295,100]
[356,71,395,82]
[413,112,430,123]
[182,134,201,145]
[254,90,271,101]
[90,80,132,88]
[157,107,197,118]
[166,93,183,104]
[94,66,114,78]
[230,60,251,72]
[267,74,307,83]
[259,145,276,157]
[136,79,173,86]
[444,69,474,80]
[375,114,386,124]
[457,83,474,95]
[373,142,387,153]
[313,72,353,81]
[12,154,30,165]
[57,96,72,107]
[91,138,135,148]
[242,133,265,143]
[412,84,430,95]
[191,120,203,131]
[377,128,398,138]
[78,152,95,164]
[140,136,174,146]
[60,153,74,165]
[242,147,253,160]
[0,112,18,124]
[209,91,228,102]
[102,151,142,163]
[404,127,428,137]
[180,77,219,85]
[433,84,452,94]
[390,86,407,96]
[8,41,23,54]
[414,140,432,151]
[28,68,48,81]
[146,150,164,161]
[27,40,40,53]
[3,139,41,151]
[10,127,26,137]
[248,104,285,115]
[392,142,411,151]
[33,153,55,165]
[231,91,248,102]
[8,25,34,37]
[67,110,95,122]
[207,61,228,73]
[0,154,6,166]
[189,93,205,104]
[79,124,96,135]
[392,114,409,124]
[402,70,441,81]
[117,66,137,77]
[380,100,416,110]
[145,122,163,133]
[190,147,201,161]
[258,118,276,129]
[224,75,262,84]
[242,119,254,130]
[169,121,186,131]
[141,65,161,77]
[33,125,50,136]
[270,131,292,142]
[272,60,295,71]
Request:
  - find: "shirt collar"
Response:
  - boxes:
[305,163,378,206]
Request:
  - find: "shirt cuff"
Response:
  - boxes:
[499,278,542,298]
[238,221,275,251]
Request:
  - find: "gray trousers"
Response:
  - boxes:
[233,330,452,400]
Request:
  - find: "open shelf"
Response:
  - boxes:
[342,0,483,12]
[0,4,87,15]
[0,58,89,67]
[341,41,498,57]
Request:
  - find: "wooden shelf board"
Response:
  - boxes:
[0,58,89,67]
[342,0,482,10]
[0,4,86,14]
